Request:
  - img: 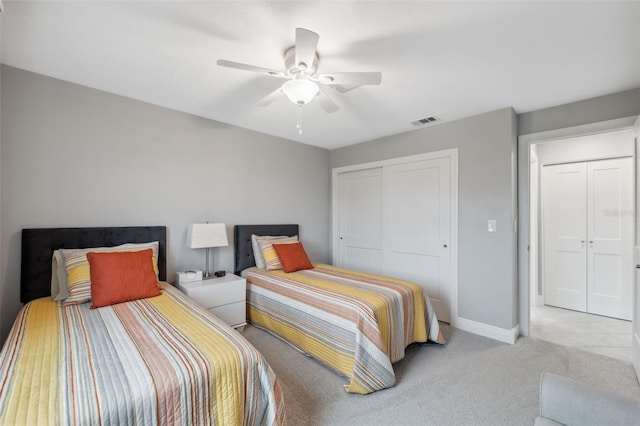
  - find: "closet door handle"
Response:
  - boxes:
[589,240,594,244]
[581,240,585,243]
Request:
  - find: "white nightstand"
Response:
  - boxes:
[176,273,246,330]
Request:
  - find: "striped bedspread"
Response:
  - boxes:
[246,264,444,394]
[0,285,286,425]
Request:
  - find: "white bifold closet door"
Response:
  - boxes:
[543,157,633,320]
[337,158,451,322]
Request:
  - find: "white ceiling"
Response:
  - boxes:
[2,1,639,149]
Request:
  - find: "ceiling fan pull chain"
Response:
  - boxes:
[297,105,303,134]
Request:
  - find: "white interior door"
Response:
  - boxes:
[587,158,633,320]
[338,167,383,275]
[543,162,588,312]
[383,158,451,322]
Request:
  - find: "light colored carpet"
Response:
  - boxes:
[242,323,640,425]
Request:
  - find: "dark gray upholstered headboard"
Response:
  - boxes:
[21,226,167,304]
[234,224,299,275]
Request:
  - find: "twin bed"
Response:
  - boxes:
[234,224,444,395]
[0,224,443,424]
[1,227,284,425]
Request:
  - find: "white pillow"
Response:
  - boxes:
[52,241,159,302]
[258,236,300,271]
[51,250,69,301]
[251,235,297,268]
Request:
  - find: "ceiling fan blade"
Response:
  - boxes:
[320,72,382,86]
[332,84,360,94]
[256,86,284,107]
[217,59,286,78]
[295,28,319,71]
[316,84,340,114]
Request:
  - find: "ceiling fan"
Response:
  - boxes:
[217,28,382,115]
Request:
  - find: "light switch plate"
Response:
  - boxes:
[488,220,497,233]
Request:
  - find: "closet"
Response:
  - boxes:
[334,154,453,322]
[542,157,633,320]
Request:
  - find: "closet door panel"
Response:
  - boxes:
[384,158,451,322]
[388,252,442,299]
[542,162,588,312]
[587,157,633,320]
[338,168,384,275]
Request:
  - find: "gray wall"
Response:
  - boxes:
[519,88,640,136]
[330,108,518,331]
[0,16,3,339]
[0,65,331,342]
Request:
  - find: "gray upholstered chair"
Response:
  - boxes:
[536,372,640,425]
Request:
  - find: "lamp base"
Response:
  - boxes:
[203,247,212,279]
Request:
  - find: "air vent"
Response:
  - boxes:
[411,116,440,127]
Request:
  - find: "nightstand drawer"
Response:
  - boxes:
[209,302,246,328]
[182,279,245,309]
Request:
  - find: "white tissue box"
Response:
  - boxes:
[176,270,203,284]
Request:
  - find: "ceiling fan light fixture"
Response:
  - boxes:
[282,79,319,105]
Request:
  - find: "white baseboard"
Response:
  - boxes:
[454,317,520,344]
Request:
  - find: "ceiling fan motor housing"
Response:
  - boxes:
[284,47,319,77]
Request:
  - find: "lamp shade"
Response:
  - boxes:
[282,79,319,105]
[187,223,228,249]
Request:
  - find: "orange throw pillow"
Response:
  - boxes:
[87,248,161,308]
[272,242,314,273]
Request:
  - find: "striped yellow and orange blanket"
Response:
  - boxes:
[0,285,285,425]
[246,264,444,394]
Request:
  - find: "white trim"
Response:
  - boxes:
[450,150,459,326]
[456,316,520,344]
[520,116,638,145]
[331,148,458,325]
[633,118,640,381]
[332,149,459,174]
[633,331,640,380]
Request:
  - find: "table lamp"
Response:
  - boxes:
[187,223,228,279]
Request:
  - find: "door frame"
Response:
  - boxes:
[331,148,459,326]
[517,116,639,337]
